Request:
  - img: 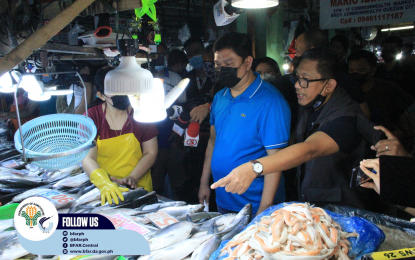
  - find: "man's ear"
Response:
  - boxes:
[325,79,337,94]
[245,56,254,70]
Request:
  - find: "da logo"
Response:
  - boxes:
[14,197,59,241]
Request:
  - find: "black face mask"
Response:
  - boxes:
[302,81,328,111]
[109,95,130,110]
[216,62,247,88]
[350,72,370,85]
[381,50,398,63]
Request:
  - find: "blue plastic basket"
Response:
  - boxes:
[14,114,97,170]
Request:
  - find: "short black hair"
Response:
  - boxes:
[252,57,281,75]
[299,30,329,49]
[183,37,204,50]
[168,49,189,68]
[213,32,253,60]
[158,42,168,52]
[381,35,403,49]
[95,66,115,93]
[299,47,339,80]
[204,44,214,59]
[348,50,378,68]
[330,34,349,51]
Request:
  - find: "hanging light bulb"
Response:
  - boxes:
[0,72,15,93]
[20,75,42,95]
[28,92,51,101]
[130,79,166,123]
[232,0,278,8]
[105,39,154,95]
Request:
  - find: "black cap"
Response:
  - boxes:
[117,39,138,56]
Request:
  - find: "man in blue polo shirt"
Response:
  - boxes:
[198,32,291,215]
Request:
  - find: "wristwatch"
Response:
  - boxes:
[250,160,263,178]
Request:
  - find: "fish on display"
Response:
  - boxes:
[52,172,90,189]
[148,234,215,260]
[115,190,156,209]
[12,188,54,203]
[148,221,198,251]
[68,188,101,212]
[0,231,29,260]
[96,208,143,216]
[0,219,13,233]
[135,201,187,214]
[176,212,222,223]
[191,235,222,260]
[221,203,252,233]
[0,184,30,194]
[221,215,250,241]
[47,165,82,182]
[153,205,205,219]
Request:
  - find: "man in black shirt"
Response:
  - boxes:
[374,36,415,97]
[275,30,371,122]
[212,48,380,211]
[348,50,415,152]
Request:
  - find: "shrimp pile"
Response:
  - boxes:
[220,203,358,260]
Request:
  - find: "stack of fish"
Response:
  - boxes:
[0,161,255,260]
[218,203,358,260]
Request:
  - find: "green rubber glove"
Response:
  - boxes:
[90,169,129,206]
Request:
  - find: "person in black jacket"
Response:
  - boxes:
[360,125,415,216]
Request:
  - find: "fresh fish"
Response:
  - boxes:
[47,165,82,182]
[221,215,250,241]
[0,231,29,260]
[222,203,252,232]
[191,235,222,260]
[0,184,30,194]
[149,234,214,260]
[12,188,53,203]
[53,172,89,189]
[153,205,205,219]
[112,189,153,209]
[176,212,221,223]
[148,221,197,251]
[97,208,142,216]
[198,214,236,232]
[64,182,94,194]
[68,188,101,212]
[0,219,13,233]
[0,175,48,187]
[136,201,187,214]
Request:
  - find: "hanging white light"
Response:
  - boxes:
[28,92,51,101]
[232,0,278,9]
[105,39,154,95]
[130,78,166,123]
[20,75,42,95]
[0,72,15,93]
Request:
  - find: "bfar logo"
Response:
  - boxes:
[14,197,59,241]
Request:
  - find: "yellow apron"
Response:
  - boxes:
[96,105,153,192]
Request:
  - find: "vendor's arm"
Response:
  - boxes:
[111,137,158,189]
[257,148,282,215]
[82,146,99,175]
[198,125,216,205]
[6,100,39,119]
[212,131,339,194]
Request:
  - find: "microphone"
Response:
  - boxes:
[184,122,200,147]
[167,105,183,120]
[172,111,190,137]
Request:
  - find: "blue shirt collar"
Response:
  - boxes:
[223,73,263,100]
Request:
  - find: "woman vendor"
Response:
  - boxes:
[82,67,158,205]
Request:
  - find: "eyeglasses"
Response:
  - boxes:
[290,74,330,88]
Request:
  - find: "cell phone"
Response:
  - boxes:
[356,114,387,146]
[350,166,374,188]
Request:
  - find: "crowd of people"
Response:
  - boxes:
[1,29,414,220]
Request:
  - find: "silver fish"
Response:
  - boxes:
[12,188,53,203]
[176,212,222,223]
[156,205,205,219]
[149,234,214,260]
[0,219,13,233]
[0,231,29,260]
[222,203,252,232]
[191,235,222,260]
[136,201,187,213]
[148,221,196,251]
[53,172,89,189]
[97,208,142,216]
[69,188,101,211]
